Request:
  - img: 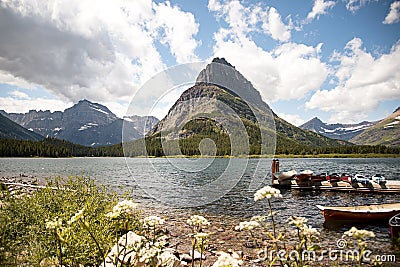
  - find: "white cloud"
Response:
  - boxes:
[306,38,400,123]
[307,0,336,21]
[0,0,199,104]
[278,113,306,126]
[212,31,329,102]
[208,0,328,103]
[208,0,291,42]
[9,90,30,99]
[383,1,400,24]
[344,0,375,13]
[0,96,72,113]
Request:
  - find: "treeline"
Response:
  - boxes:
[0,136,399,158]
[0,138,123,157]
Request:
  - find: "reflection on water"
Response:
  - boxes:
[1,157,400,255]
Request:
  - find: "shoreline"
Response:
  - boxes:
[0,153,399,159]
[2,175,400,266]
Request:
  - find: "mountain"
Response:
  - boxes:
[1,100,159,147]
[350,107,400,147]
[135,57,346,157]
[300,117,377,141]
[0,113,44,141]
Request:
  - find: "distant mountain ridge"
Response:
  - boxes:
[1,100,159,146]
[300,117,377,141]
[350,107,400,147]
[0,113,44,141]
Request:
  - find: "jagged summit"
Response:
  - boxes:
[195,57,267,108]
[211,57,235,68]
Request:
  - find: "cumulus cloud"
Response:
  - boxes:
[306,38,400,123]
[345,0,374,13]
[383,1,400,24]
[9,90,30,99]
[278,113,306,126]
[212,29,329,102]
[0,0,199,105]
[208,0,291,42]
[0,96,73,113]
[208,0,328,103]
[307,0,336,21]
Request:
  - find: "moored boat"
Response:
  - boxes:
[278,170,297,182]
[295,170,313,182]
[389,213,400,241]
[353,174,371,185]
[317,203,400,223]
[372,174,386,185]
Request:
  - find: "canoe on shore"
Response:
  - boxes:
[317,203,400,223]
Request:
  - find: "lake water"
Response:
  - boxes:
[1,157,400,257]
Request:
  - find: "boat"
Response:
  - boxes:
[317,203,400,223]
[372,174,386,185]
[295,170,313,182]
[389,213,400,240]
[327,173,341,183]
[340,173,352,183]
[353,174,371,185]
[310,173,328,183]
[278,170,297,182]
[270,159,400,193]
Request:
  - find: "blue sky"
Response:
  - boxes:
[0,0,399,125]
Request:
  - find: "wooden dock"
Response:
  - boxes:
[270,158,400,194]
[272,178,400,194]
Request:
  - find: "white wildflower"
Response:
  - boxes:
[106,200,138,219]
[288,216,308,228]
[301,224,320,239]
[194,232,210,239]
[343,227,375,240]
[254,186,282,201]
[142,216,165,229]
[67,208,85,225]
[46,218,63,230]
[187,215,210,227]
[212,251,243,267]
[235,220,260,231]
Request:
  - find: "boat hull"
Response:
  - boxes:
[321,209,400,222]
[317,203,400,225]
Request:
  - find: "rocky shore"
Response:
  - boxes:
[0,175,265,266]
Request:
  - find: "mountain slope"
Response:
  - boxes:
[135,57,345,157]
[350,107,400,147]
[0,113,44,141]
[1,100,159,146]
[300,117,377,141]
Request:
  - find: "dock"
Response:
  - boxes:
[270,159,400,194]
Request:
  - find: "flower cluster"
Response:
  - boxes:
[254,186,282,201]
[67,208,85,225]
[142,216,165,229]
[46,218,63,230]
[212,251,243,267]
[343,227,375,240]
[194,232,210,240]
[187,215,210,228]
[106,200,138,219]
[288,216,308,228]
[235,220,260,231]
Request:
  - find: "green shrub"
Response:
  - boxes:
[0,175,134,266]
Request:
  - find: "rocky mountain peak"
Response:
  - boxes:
[211,57,234,68]
[394,106,400,114]
[195,57,267,109]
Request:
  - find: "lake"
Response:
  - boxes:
[1,157,400,257]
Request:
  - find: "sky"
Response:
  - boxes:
[0,0,399,126]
